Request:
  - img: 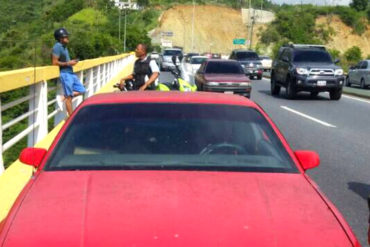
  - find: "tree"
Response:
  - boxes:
[350,0,368,11]
[137,0,149,7]
[344,46,362,63]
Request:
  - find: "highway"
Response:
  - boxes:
[160,72,370,245]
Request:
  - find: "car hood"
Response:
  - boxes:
[238,60,262,65]
[293,62,340,70]
[204,74,250,82]
[1,171,351,247]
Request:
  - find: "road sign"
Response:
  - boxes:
[233,39,246,45]
[161,39,173,48]
[161,31,174,37]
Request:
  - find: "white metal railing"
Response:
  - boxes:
[0,53,135,173]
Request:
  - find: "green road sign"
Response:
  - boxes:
[233,39,246,45]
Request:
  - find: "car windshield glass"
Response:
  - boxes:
[45,104,297,173]
[236,52,259,60]
[164,50,182,56]
[191,57,206,64]
[293,50,332,63]
[205,62,244,74]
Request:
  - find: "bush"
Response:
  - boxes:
[350,0,368,11]
[344,46,362,63]
[328,49,341,60]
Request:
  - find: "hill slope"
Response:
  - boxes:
[150,5,269,54]
[316,15,370,55]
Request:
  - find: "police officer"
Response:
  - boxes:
[119,44,160,91]
[52,28,86,117]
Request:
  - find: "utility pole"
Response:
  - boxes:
[191,0,195,51]
[247,0,255,49]
[249,10,255,49]
[124,7,127,52]
[118,7,121,42]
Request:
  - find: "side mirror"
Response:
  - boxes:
[294,150,320,171]
[334,59,340,64]
[19,147,47,168]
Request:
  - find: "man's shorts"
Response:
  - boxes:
[60,72,86,97]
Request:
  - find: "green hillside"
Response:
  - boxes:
[0,0,156,71]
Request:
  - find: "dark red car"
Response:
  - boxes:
[195,59,252,98]
[0,92,360,247]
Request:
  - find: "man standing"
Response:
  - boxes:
[52,28,86,117]
[119,44,160,91]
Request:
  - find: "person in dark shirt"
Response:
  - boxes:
[52,28,86,117]
[119,43,160,91]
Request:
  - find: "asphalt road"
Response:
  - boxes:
[160,71,369,245]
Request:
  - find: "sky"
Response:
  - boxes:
[270,0,351,5]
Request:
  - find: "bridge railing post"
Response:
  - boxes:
[86,68,94,98]
[28,81,48,147]
[97,65,101,91]
[0,98,4,174]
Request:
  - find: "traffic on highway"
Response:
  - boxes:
[1,43,369,246]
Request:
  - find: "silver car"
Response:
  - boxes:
[347,60,370,89]
[159,48,183,71]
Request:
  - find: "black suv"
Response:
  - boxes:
[271,44,345,100]
[229,49,263,80]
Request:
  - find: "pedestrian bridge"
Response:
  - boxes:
[0,53,135,222]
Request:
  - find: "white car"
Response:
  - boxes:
[181,56,207,84]
[259,55,272,71]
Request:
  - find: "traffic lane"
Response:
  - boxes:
[250,78,369,245]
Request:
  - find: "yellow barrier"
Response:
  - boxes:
[0,57,134,222]
[0,53,130,93]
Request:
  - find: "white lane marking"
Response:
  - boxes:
[280,106,336,128]
[342,94,370,104]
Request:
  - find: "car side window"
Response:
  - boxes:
[230,52,234,59]
[198,63,205,73]
[361,61,367,69]
[280,49,288,61]
[356,62,362,69]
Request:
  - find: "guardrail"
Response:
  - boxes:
[0,53,135,173]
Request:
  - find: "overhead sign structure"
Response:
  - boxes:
[233,39,246,45]
[161,31,174,37]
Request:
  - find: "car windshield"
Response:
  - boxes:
[191,57,206,64]
[205,62,244,74]
[236,52,259,60]
[293,50,332,63]
[164,50,182,56]
[45,104,297,173]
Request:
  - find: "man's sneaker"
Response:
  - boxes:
[56,95,64,111]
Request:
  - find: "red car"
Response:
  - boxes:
[0,92,360,247]
[195,59,252,98]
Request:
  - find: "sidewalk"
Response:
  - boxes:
[342,86,370,99]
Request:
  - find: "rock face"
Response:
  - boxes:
[149,5,271,54]
[316,15,370,56]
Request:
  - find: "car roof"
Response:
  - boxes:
[207,59,238,63]
[191,56,207,59]
[232,49,257,53]
[82,92,257,108]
